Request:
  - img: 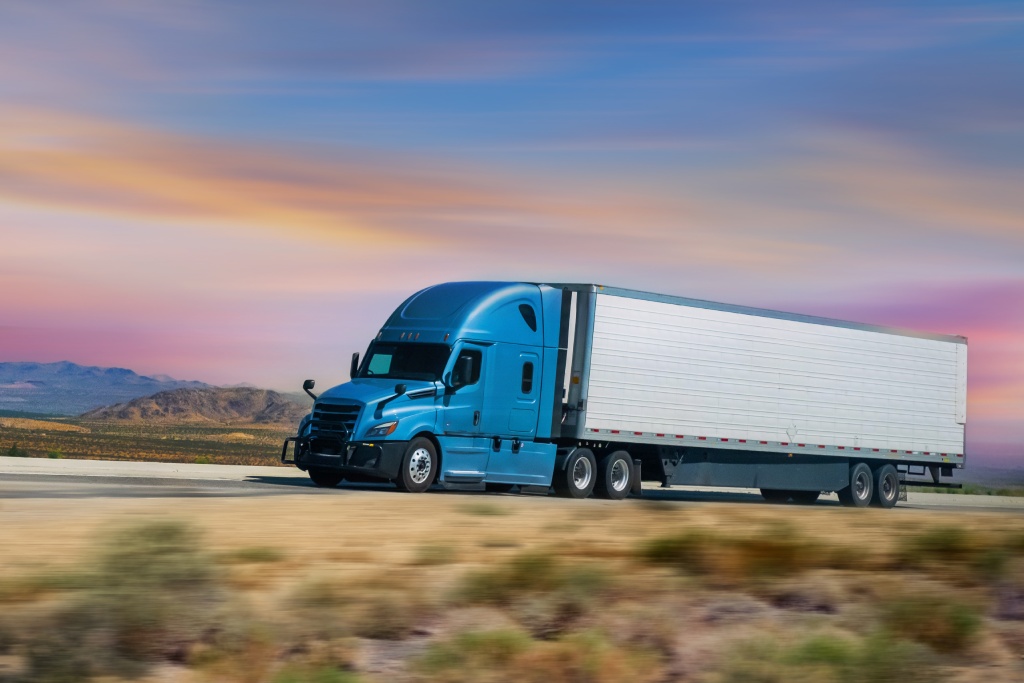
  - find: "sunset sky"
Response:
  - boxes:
[1,2,1021,463]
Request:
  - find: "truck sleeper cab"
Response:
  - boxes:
[283,281,968,507]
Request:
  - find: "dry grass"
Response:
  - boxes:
[1,489,1023,681]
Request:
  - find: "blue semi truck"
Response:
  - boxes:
[283,281,967,506]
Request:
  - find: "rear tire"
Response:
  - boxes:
[395,438,437,493]
[595,451,633,500]
[553,449,597,499]
[838,462,873,508]
[872,464,899,508]
[308,467,344,488]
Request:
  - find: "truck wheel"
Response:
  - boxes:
[554,448,597,499]
[595,451,633,500]
[396,438,437,493]
[872,464,899,508]
[838,462,873,508]
[760,489,790,503]
[789,490,820,505]
[308,467,344,488]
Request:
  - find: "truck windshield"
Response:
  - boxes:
[359,342,450,382]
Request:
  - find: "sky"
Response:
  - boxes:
[0,1,1021,463]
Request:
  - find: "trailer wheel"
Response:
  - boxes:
[595,451,633,500]
[760,489,790,503]
[789,490,820,505]
[838,462,873,508]
[395,438,437,493]
[554,448,597,499]
[872,464,899,508]
[308,467,344,488]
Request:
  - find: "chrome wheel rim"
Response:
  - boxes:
[409,447,432,484]
[854,471,870,500]
[610,459,629,492]
[572,456,592,490]
[881,473,896,500]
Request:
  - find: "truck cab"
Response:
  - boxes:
[283,282,567,493]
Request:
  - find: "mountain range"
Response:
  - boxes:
[82,387,309,425]
[0,361,210,416]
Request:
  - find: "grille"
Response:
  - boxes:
[310,402,361,446]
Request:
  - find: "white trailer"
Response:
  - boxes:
[553,284,967,507]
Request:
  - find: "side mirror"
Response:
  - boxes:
[350,352,360,379]
[394,383,407,396]
[302,379,317,401]
[451,354,474,391]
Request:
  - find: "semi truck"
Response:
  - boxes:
[282,282,967,507]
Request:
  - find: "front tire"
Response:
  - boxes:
[872,464,899,508]
[308,467,344,488]
[396,438,437,493]
[838,462,873,508]
[595,451,633,500]
[553,449,597,499]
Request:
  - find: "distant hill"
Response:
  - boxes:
[0,361,210,416]
[81,387,309,426]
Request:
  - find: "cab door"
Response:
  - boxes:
[438,342,490,479]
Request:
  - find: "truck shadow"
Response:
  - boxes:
[244,475,844,507]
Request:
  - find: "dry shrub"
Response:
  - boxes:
[23,521,222,682]
[896,526,1013,584]
[457,552,614,637]
[410,543,457,566]
[415,629,660,683]
[639,531,818,584]
[707,630,937,683]
[878,589,982,654]
[287,577,434,641]
[219,546,287,564]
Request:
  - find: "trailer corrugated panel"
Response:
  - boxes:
[582,292,966,462]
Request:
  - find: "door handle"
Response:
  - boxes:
[473,410,480,426]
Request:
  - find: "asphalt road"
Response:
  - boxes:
[2,457,1022,513]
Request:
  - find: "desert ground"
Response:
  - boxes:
[1,465,1023,683]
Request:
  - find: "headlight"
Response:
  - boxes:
[365,421,398,438]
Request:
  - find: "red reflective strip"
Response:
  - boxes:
[610,430,620,434]
[634,432,643,436]
[838,446,845,450]
[905,451,912,455]
[924,452,930,455]
[797,443,805,447]
[721,438,729,442]
[854,448,861,451]
[675,435,685,439]
[760,441,768,444]
[739,439,747,443]
[891,450,898,453]
[656,434,665,437]
[873,449,880,452]
[780,442,788,446]
[818,445,825,449]
[698,436,707,441]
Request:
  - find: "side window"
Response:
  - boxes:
[521,362,534,394]
[452,349,482,387]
